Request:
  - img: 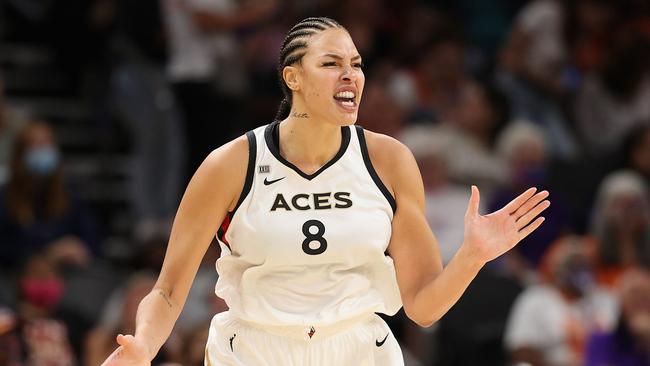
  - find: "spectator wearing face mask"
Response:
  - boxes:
[16,252,75,366]
[585,267,650,366]
[504,235,618,366]
[0,121,102,271]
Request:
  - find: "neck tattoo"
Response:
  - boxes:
[292,112,309,118]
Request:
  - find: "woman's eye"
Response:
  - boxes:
[322,62,337,67]
[353,62,364,69]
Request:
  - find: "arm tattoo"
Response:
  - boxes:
[156,289,173,309]
[292,112,309,118]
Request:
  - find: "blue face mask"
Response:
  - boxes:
[24,147,60,176]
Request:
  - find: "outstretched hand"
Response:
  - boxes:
[101,334,150,366]
[463,186,550,265]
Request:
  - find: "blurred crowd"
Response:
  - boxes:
[0,0,649,365]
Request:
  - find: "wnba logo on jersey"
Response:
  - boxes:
[270,192,352,211]
[258,165,270,174]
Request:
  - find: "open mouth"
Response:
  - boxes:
[333,91,357,109]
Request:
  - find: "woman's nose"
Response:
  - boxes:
[341,65,356,82]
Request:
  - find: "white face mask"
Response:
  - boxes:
[24,147,60,176]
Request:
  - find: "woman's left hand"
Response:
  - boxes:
[462,186,550,265]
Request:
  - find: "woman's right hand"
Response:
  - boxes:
[101,334,151,366]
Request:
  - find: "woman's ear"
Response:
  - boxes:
[283,66,301,91]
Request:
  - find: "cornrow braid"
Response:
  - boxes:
[274,17,345,121]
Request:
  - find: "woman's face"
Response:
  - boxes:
[25,124,56,149]
[21,123,60,177]
[604,193,649,234]
[289,28,365,126]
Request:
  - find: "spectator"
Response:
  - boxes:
[17,252,76,366]
[387,30,475,124]
[495,0,580,160]
[436,81,509,199]
[491,121,570,270]
[575,32,650,156]
[590,170,650,287]
[0,121,101,271]
[160,0,278,180]
[504,235,618,366]
[400,124,475,264]
[359,72,406,137]
[108,36,187,244]
[585,267,650,366]
[565,0,623,75]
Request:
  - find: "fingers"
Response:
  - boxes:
[503,187,537,215]
[518,216,545,241]
[115,334,149,363]
[512,190,549,220]
[466,185,481,217]
[516,199,551,230]
[116,334,136,351]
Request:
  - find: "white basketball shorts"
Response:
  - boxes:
[204,310,404,365]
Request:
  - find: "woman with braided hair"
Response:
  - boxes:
[102,17,550,365]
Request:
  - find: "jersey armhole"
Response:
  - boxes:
[231,130,257,215]
[354,125,397,213]
[217,131,256,250]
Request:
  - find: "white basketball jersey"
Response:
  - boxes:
[215,121,402,326]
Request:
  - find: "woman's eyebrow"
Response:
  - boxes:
[320,53,362,61]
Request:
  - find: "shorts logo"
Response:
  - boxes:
[229,334,236,351]
[307,326,316,339]
[376,333,389,347]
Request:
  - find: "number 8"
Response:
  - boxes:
[302,220,327,255]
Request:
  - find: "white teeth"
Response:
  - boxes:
[341,100,354,107]
[335,91,355,99]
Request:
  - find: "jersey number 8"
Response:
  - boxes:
[302,220,327,255]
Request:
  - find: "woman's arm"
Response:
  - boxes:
[102,135,250,365]
[365,131,549,327]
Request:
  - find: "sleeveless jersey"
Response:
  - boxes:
[214,121,402,326]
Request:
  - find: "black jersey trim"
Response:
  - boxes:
[232,130,257,214]
[355,125,397,213]
[216,211,233,250]
[264,120,351,180]
[217,130,256,251]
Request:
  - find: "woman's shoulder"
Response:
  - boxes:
[359,127,413,168]
[357,126,420,196]
[203,134,250,171]
[197,133,251,210]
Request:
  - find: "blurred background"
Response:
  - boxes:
[0,0,649,365]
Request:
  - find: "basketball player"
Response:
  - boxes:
[102,17,550,366]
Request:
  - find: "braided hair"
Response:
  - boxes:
[275,17,345,121]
